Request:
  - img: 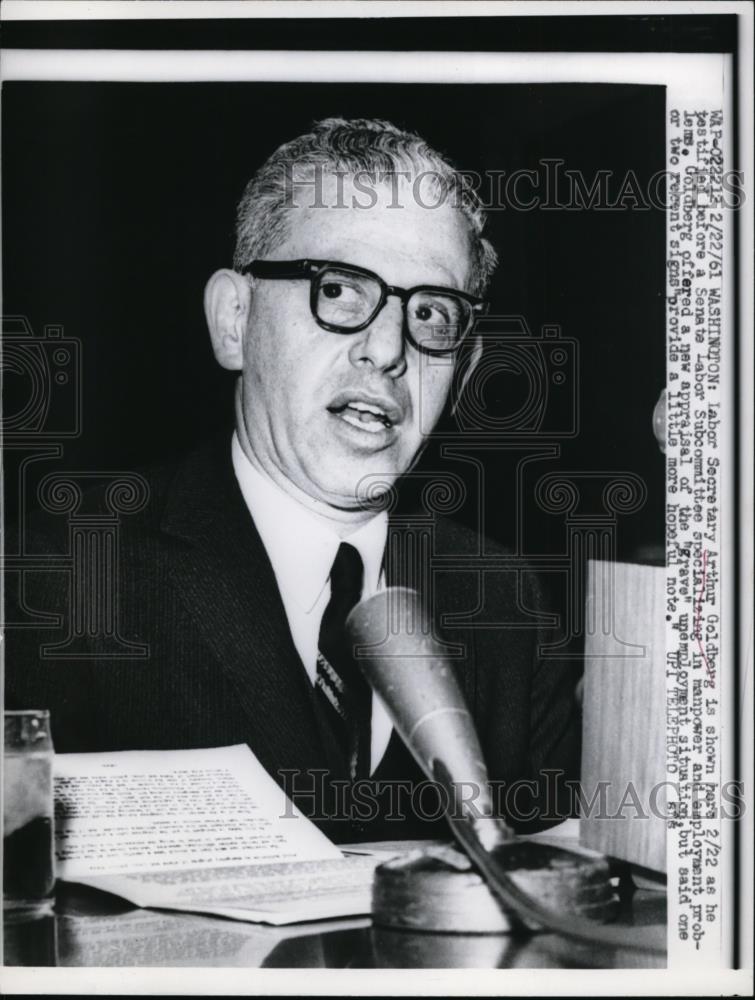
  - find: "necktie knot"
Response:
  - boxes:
[323,542,364,629]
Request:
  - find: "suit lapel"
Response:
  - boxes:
[158,443,474,791]
[159,437,335,781]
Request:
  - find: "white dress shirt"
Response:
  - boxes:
[231,433,393,773]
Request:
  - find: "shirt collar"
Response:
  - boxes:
[231,433,387,613]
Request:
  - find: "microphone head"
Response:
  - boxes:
[345,587,461,714]
[346,586,437,659]
[346,588,494,820]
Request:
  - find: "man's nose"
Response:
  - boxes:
[347,295,407,376]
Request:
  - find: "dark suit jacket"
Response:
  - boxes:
[6,436,580,841]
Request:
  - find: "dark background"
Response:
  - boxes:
[1,13,735,51]
[3,81,666,571]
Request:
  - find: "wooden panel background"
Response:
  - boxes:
[579,560,666,872]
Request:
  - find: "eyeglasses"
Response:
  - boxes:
[241,259,488,356]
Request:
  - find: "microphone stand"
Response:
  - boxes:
[347,588,665,957]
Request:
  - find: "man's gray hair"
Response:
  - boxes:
[233,117,498,297]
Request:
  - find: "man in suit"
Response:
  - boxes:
[7,118,580,841]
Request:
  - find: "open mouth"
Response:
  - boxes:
[329,400,394,433]
[327,391,403,437]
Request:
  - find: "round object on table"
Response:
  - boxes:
[372,844,618,935]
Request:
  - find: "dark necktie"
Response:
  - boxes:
[315,543,371,781]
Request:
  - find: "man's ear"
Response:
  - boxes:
[204,269,251,371]
[450,334,483,416]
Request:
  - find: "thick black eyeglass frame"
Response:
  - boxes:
[241,258,488,356]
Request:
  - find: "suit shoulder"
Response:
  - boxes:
[9,434,228,549]
[430,515,547,607]
[432,514,511,557]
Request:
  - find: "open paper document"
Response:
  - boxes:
[53,744,394,925]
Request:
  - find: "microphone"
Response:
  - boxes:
[346,587,665,955]
[345,586,511,852]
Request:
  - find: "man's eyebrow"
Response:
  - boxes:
[420,255,470,290]
[299,235,470,291]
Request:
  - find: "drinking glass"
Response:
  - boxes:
[3,710,56,920]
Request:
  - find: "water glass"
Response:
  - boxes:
[3,710,56,920]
